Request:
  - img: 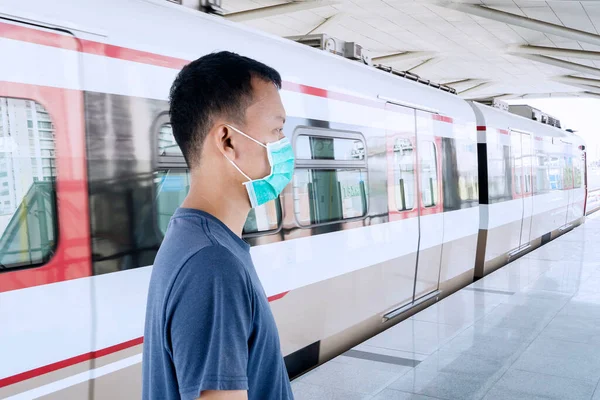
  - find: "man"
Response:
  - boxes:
[142,51,294,400]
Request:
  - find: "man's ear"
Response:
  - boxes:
[213,124,237,160]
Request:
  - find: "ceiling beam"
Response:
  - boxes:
[372,51,437,64]
[440,3,600,48]
[224,1,339,22]
[552,75,600,87]
[568,84,600,95]
[408,57,437,73]
[509,45,600,60]
[458,81,495,97]
[516,92,589,99]
[509,53,600,77]
[550,76,600,95]
[305,12,345,35]
[442,78,487,91]
[581,91,600,99]
[491,93,522,101]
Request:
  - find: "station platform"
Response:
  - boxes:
[292,212,600,400]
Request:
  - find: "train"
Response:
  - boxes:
[0,0,591,398]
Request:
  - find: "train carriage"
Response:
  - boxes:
[0,0,588,398]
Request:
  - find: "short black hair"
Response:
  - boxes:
[169,51,282,168]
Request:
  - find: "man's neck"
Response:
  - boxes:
[181,172,249,238]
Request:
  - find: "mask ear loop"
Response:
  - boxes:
[225,124,267,148]
[224,155,252,182]
[223,124,272,182]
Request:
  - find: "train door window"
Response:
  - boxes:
[0,97,57,271]
[563,156,574,189]
[522,141,532,194]
[535,152,550,194]
[155,169,190,233]
[514,167,522,195]
[488,144,510,203]
[154,123,281,236]
[158,123,183,158]
[420,141,438,207]
[456,142,479,204]
[295,135,365,161]
[393,138,415,211]
[293,128,368,226]
[548,156,562,190]
[574,156,583,188]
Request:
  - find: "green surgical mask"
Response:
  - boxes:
[224,124,295,208]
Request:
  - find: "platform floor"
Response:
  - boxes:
[292,212,600,400]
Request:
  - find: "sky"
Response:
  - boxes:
[505,97,600,163]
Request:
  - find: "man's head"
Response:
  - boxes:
[169,51,285,187]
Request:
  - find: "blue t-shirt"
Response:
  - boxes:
[142,208,293,400]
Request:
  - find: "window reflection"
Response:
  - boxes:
[295,135,365,161]
[393,138,415,211]
[158,124,183,157]
[0,97,57,270]
[154,169,280,236]
[420,141,438,207]
[293,169,368,226]
[292,130,368,226]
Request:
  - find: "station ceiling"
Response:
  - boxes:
[219,0,600,101]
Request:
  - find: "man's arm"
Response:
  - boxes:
[198,390,248,399]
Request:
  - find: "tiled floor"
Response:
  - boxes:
[291,213,600,400]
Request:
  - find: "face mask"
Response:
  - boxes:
[224,124,295,208]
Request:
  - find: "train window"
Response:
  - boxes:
[156,121,187,169]
[295,135,365,161]
[0,97,57,271]
[158,124,183,157]
[488,144,511,203]
[535,152,550,194]
[154,169,281,236]
[393,138,415,211]
[293,128,368,226]
[243,201,281,235]
[574,156,583,188]
[293,169,368,226]
[155,170,190,233]
[548,156,562,190]
[420,141,438,207]
[563,156,574,189]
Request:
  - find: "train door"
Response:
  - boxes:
[413,110,443,300]
[520,132,533,246]
[0,19,92,399]
[414,110,444,300]
[564,154,574,226]
[510,129,533,249]
[583,149,588,215]
[383,102,420,313]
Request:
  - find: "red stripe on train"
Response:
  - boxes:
[267,291,289,302]
[477,126,509,135]
[0,337,144,388]
[0,291,288,388]
[1,21,456,122]
[432,114,453,123]
[0,21,189,69]
[281,82,385,109]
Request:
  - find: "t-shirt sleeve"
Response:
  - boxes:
[165,245,253,399]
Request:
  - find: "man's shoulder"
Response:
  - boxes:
[182,244,248,277]
[165,245,254,323]
[166,244,252,302]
